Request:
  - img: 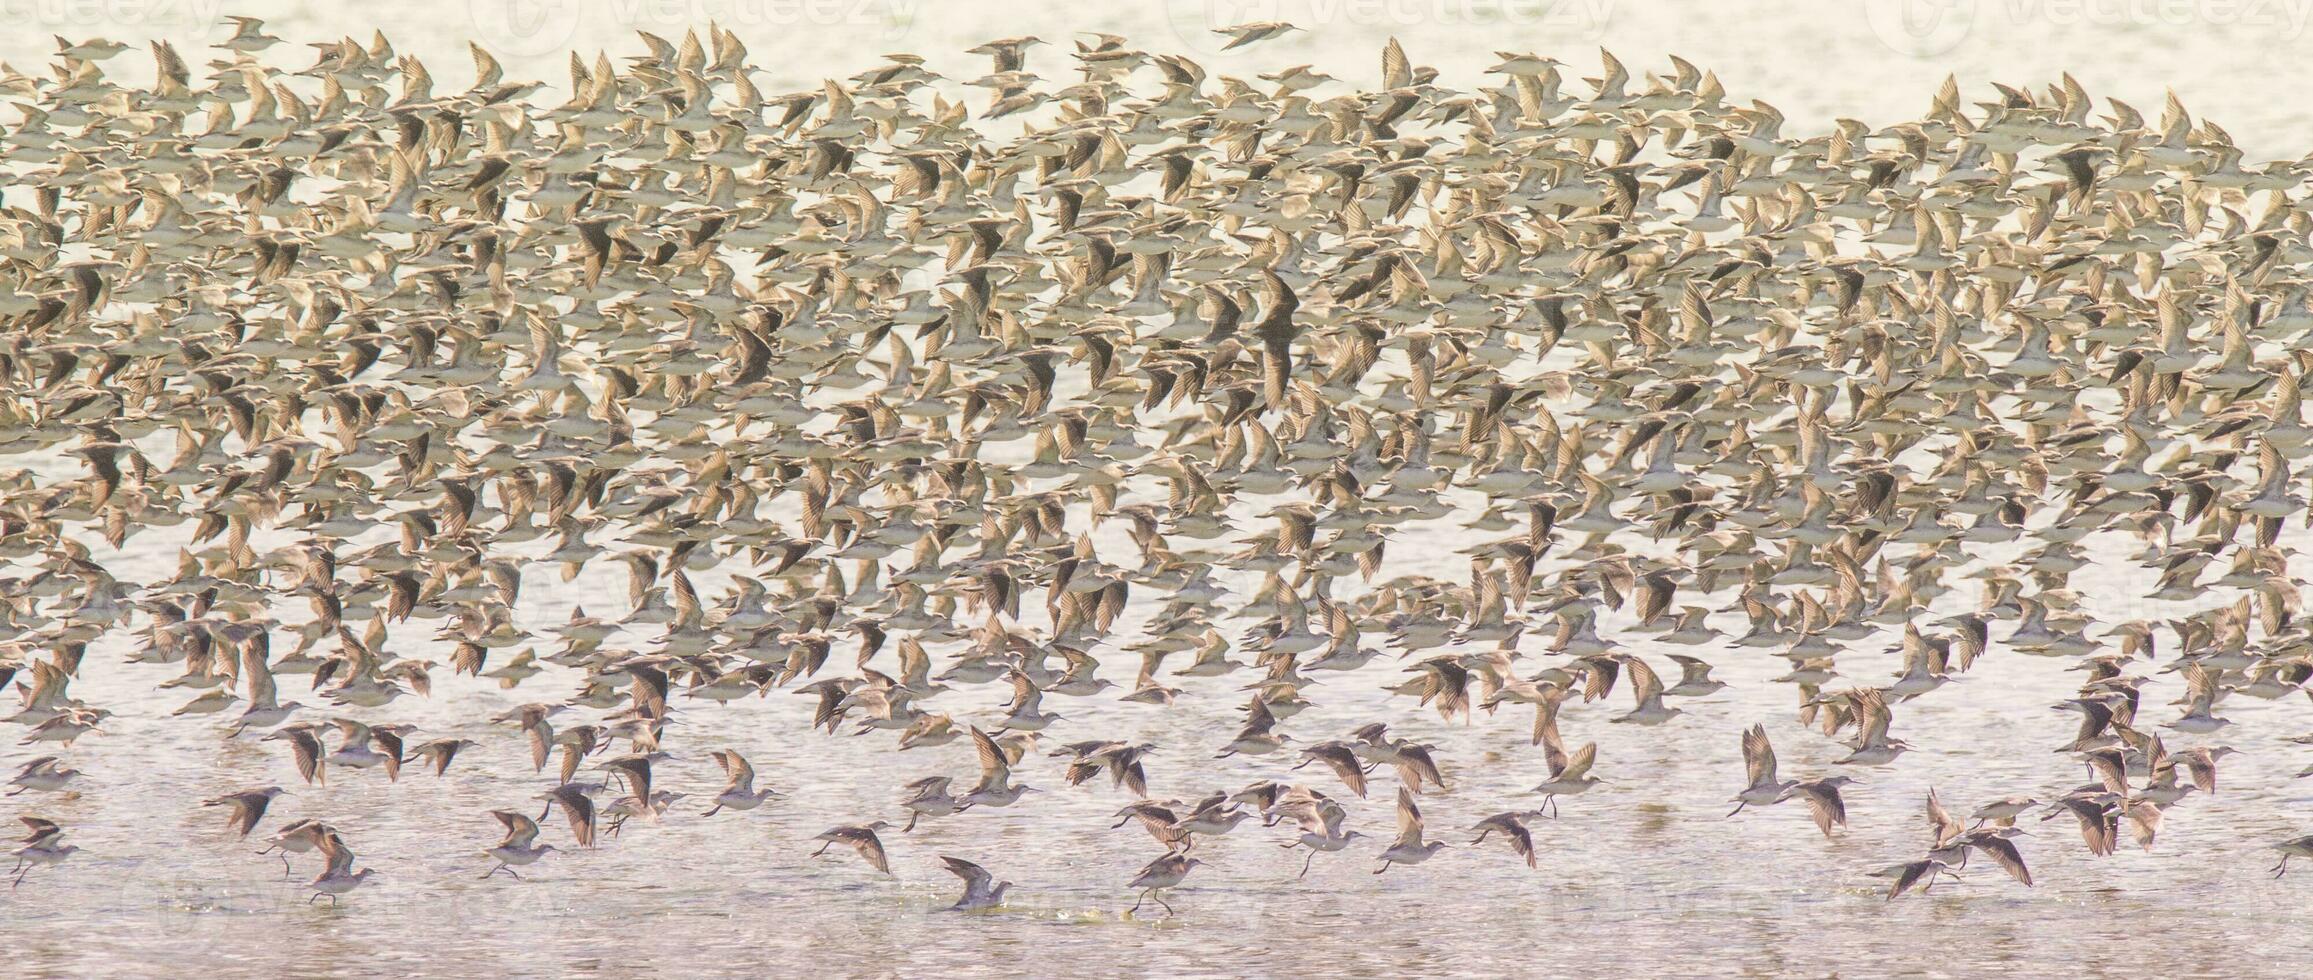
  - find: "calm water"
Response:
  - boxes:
[9,4,2313,978]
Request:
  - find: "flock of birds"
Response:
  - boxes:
[7,17,2313,917]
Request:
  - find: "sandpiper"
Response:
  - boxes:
[203,786,287,838]
[308,832,376,906]
[700,749,780,816]
[6,757,81,796]
[10,817,77,888]
[480,810,558,880]
[1374,786,1448,873]
[1128,851,1203,916]
[941,856,1010,911]
[812,822,892,875]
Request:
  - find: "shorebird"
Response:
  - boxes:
[1469,811,1542,869]
[2272,835,2313,877]
[410,738,481,777]
[1968,797,2040,829]
[700,749,780,816]
[6,757,80,796]
[480,810,558,880]
[940,856,1010,911]
[900,776,972,832]
[961,726,1038,809]
[1374,786,1448,873]
[204,786,287,838]
[1833,689,1911,766]
[308,832,376,906]
[1532,738,1603,816]
[1609,656,1684,726]
[813,822,892,874]
[1128,851,1203,916]
[1664,654,1726,696]
[10,817,76,888]
[1213,21,1299,49]
[1727,724,1796,817]
[1870,858,1957,900]
[256,819,333,876]
[1275,792,1363,878]
[1053,740,1153,798]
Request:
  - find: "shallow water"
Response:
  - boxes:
[8,4,2313,978]
[12,450,2313,978]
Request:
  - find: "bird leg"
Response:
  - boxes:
[1372,861,1390,875]
[1725,801,1746,818]
[2273,855,2292,878]
[1298,850,1317,879]
[1156,893,1175,917]
[1129,889,1146,915]
[702,804,723,818]
[812,842,834,857]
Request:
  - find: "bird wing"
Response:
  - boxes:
[291,729,325,785]
[1394,785,1423,847]
[1742,723,1776,787]
[940,855,992,890]
[2183,664,2217,710]
[608,756,653,803]
[714,749,756,788]
[17,816,60,843]
[1562,741,1597,781]
[554,785,598,847]
[856,830,890,873]
[1886,860,1935,900]
[1969,835,2033,886]
[319,832,356,875]
[1799,784,1846,836]
[1628,656,1665,702]
[1925,788,1959,845]
[969,726,1011,789]
[1855,688,1893,745]
[1005,669,1038,711]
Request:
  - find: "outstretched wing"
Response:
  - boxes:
[940,855,992,890]
[1742,723,1776,787]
